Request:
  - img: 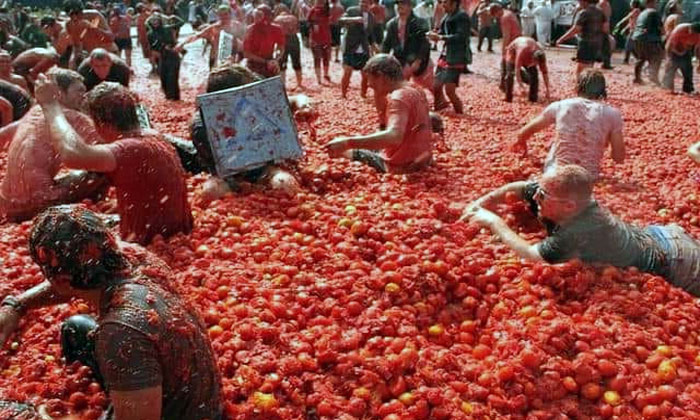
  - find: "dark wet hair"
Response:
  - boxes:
[64,0,84,15]
[533,49,546,63]
[86,82,139,132]
[49,68,84,92]
[29,205,127,290]
[363,53,404,82]
[40,16,56,28]
[206,63,263,93]
[577,69,606,99]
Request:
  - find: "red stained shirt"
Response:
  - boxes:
[308,6,332,46]
[383,85,433,169]
[106,135,193,244]
[243,22,285,60]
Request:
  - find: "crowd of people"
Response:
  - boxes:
[0,0,696,418]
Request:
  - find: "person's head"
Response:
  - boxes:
[29,205,128,296]
[150,11,163,26]
[630,0,641,9]
[533,49,546,65]
[644,0,656,7]
[0,52,11,76]
[217,3,232,21]
[86,82,140,140]
[256,4,273,22]
[64,0,84,18]
[489,2,503,16]
[536,165,594,221]
[135,2,145,13]
[576,68,606,99]
[443,0,460,13]
[363,53,404,95]
[397,0,413,18]
[527,1,533,8]
[49,67,87,110]
[360,0,369,11]
[89,48,113,80]
[40,16,60,37]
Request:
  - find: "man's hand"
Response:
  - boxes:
[426,31,440,42]
[0,305,21,347]
[468,207,498,228]
[325,137,352,157]
[34,74,61,108]
[266,59,280,74]
[459,201,483,222]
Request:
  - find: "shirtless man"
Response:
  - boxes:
[274,5,303,88]
[64,0,117,66]
[490,3,522,91]
[513,70,624,179]
[0,69,106,222]
[503,37,550,103]
[135,3,154,71]
[177,4,245,69]
[664,1,681,34]
[39,16,73,67]
[663,23,700,94]
[12,47,59,91]
[0,52,28,91]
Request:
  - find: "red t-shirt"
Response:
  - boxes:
[308,6,331,46]
[369,4,386,24]
[106,135,193,244]
[383,85,433,169]
[243,22,285,60]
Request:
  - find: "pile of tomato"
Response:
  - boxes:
[1,45,699,420]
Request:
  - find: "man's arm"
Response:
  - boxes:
[539,60,550,99]
[609,129,624,163]
[442,14,468,44]
[556,23,580,45]
[470,208,543,261]
[461,181,530,218]
[177,24,215,49]
[0,281,69,346]
[516,111,553,146]
[111,388,163,420]
[35,75,116,172]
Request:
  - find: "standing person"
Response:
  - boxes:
[490,3,522,91]
[178,4,245,69]
[326,54,433,174]
[533,0,553,45]
[40,16,73,68]
[503,36,550,102]
[0,69,105,222]
[109,6,133,68]
[414,0,435,29]
[369,0,387,46]
[597,0,613,69]
[617,0,642,64]
[630,0,663,85]
[662,23,700,94]
[475,0,494,52]
[338,0,375,98]
[135,3,154,72]
[329,0,344,62]
[35,78,193,244]
[664,1,681,34]
[293,0,312,47]
[148,11,184,100]
[462,164,700,297]
[274,5,303,88]
[307,0,332,84]
[428,0,468,114]
[520,1,536,38]
[243,5,286,78]
[556,0,607,77]
[77,48,130,91]
[382,0,432,95]
[64,1,117,67]
[0,206,224,419]
[513,69,624,179]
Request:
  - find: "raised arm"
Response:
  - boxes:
[516,110,553,147]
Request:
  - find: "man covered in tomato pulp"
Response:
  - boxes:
[34,76,193,245]
[325,54,433,174]
[0,205,223,420]
[463,164,700,297]
[243,4,286,78]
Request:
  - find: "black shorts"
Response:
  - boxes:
[632,40,664,62]
[115,37,133,51]
[576,38,604,64]
[330,24,341,46]
[300,21,310,39]
[343,52,369,70]
[435,66,461,85]
[281,34,301,71]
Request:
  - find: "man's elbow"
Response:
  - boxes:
[385,128,405,145]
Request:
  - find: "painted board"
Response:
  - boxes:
[217,31,234,66]
[196,76,302,178]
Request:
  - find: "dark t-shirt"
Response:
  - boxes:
[96,271,222,420]
[575,5,606,42]
[0,79,31,121]
[631,8,663,42]
[77,57,131,91]
[343,6,374,55]
[523,182,666,272]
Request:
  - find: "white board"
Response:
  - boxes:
[196,76,302,178]
[217,31,234,66]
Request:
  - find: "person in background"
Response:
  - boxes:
[307,0,332,84]
[597,0,613,69]
[429,0,469,114]
[414,0,434,30]
[533,0,554,45]
[663,22,700,94]
[664,1,681,34]
[491,3,522,91]
[556,0,607,77]
[135,3,154,72]
[616,0,642,64]
[462,164,700,297]
[293,0,311,47]
[520,1,536,38]
[109,5,133,68]
[338,0,375,98]
[475,0,494,52]
[147,11,184,100]
[503,36,550,102]
[630,0,663,85]
[177,4,245,70]
[369,0,386,47]
[77,48,130,91]
[326,54,433,174]
[39,16,73,67]
[243,4,286,78]
[275,4,304,88]
[35,77,193,244]
[329,0,344,63]
[513,69,624,178]
[0,205,224,419]
[0,78,31,126]
[63,0,117,67]
[11,47,59,92]
[19,15,50,49]
[0,52,28,91]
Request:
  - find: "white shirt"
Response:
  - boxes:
[414,2,434,20]
[533,3,553,23]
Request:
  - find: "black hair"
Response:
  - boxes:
[86,82,140,132]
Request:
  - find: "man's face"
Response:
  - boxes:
[397,2,411,18]
[91,57,112,80]
[63,80,87,110]
[360,0,369,11]
[366,73,388,95]
[443,0,457,13]
[534,179,575,221]
[0,55,11,75]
